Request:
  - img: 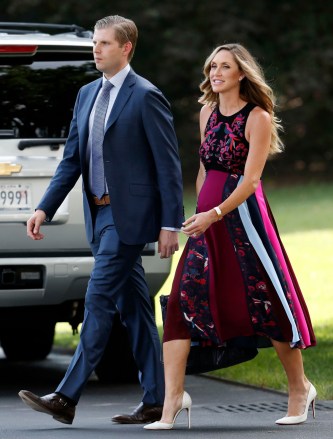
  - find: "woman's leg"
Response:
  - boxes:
[160,339,191,423]
[272,340,311,416]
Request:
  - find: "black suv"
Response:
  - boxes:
[0,23,171,381]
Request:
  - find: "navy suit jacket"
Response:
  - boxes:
[38,69,184,245]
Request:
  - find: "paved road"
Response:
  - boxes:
[0,348,332,438]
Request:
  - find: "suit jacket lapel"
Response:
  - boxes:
[105,70,136,132]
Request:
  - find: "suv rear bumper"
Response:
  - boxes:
[0,256,93,307]
[0,243,172,307]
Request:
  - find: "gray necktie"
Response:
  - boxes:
[90,80,113,199]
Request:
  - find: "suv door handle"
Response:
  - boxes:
[18,138,66,150]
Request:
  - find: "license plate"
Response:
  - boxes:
[0,184,32,210]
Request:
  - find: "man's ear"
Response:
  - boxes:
[123,41,132,57]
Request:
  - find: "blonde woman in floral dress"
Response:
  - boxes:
[144,44,316,431]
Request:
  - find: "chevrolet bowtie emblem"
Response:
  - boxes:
[0,163,22,176]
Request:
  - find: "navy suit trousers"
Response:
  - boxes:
[55,204,164,405]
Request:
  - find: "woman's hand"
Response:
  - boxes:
[181,210,218,237]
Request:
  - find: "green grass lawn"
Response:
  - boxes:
[55,181,333,399]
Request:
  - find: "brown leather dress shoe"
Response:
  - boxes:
[18,390,75,424]
[112,402,163,424]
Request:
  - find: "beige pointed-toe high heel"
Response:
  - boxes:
[143,391,192,430]
[275,383,317,425]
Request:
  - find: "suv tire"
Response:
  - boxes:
[0,320,55,361]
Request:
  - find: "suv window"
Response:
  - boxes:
[0,56,99,139]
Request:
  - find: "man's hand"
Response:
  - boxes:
[158,230,179,259]
[27,209,47,240]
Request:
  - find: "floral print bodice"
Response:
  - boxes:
[199,103,256,175]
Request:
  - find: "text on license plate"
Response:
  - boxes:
[0,184,32,209]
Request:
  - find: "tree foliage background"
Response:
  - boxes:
[1,0,332,184]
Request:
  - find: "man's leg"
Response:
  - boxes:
[116,257,164,406]
[109,257,165,424]
[55,205,145,402]
[19,205,146,423]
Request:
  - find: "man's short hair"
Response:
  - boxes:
[95,15,138,62]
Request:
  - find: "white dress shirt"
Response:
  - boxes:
[88,63,131,132]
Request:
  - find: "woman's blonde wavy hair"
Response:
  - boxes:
[198,44,284,155]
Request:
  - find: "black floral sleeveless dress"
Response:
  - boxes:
[163,103,316,350]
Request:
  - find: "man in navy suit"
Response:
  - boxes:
[19,15,183,426]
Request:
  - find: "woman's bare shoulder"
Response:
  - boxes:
[249,106,271,125]
[200,104,215,117]
[200,104,215,127]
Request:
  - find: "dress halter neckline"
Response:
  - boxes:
[217,102,251,119]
